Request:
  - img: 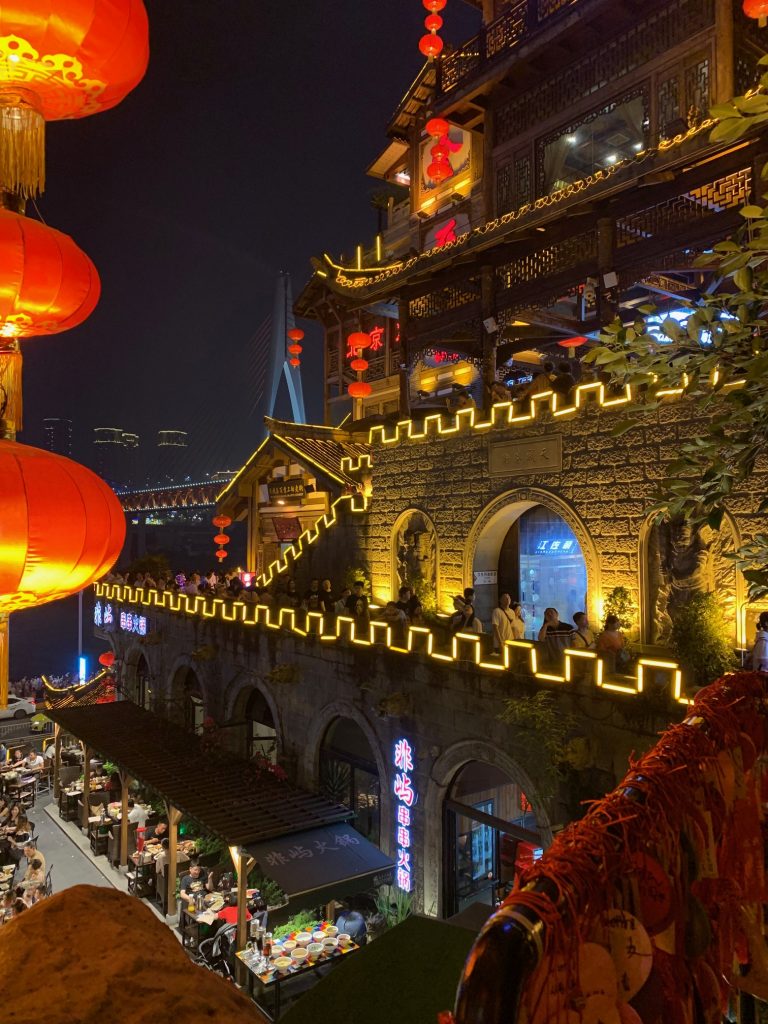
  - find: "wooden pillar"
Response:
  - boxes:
[119,770,133,867]
[0,613,8,711]
[81,743,91,832]
[52,724,61,799]
[232,847,257,984]
[397,299,410,417]
[714,0,734,105]
[165,803,183,920]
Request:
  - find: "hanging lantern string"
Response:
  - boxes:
[420,0,446,58]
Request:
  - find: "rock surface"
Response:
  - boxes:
[0,885,266,1024]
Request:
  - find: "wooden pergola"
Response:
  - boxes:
[45,699,353,953]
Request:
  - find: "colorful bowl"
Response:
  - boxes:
[313,930,326,943]
[290,948,308,964]
[337,932,351,948]
[307,942,323,961]
[295,932,312,947]
[324,925,339,937]
[273,956,292,974]
[281,939,297,953]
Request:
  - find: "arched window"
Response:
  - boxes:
[498,505,587,635]
[443,760,542,916]
[244,689,277,762]
[320,718,380,844]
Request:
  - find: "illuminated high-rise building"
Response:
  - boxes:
[43,417,73,457]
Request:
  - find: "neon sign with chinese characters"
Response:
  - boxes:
[94,600,114,627]
[119,610,148,636]
[393,737,417,893]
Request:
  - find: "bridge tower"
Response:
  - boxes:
[264,271,306,426]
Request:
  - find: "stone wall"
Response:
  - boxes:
[103,606,679,917]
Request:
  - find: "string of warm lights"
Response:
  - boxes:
[368,372,746,447]
[323,119,716,291]
[94,581,688,706]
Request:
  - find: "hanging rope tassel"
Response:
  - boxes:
[0,90,45,198]
[0,345,22,435]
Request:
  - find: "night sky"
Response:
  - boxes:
[19,0,480,474]
[11,0,480,678]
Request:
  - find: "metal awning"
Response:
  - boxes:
[247,823,394,903]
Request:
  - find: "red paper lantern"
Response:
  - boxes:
[744,0,768,22]
[288,343,303,355]
[215,549,228,561]
[287,328,304,342]
[426,117,451,138]
[212,514,232,529]
[347,331,371,351]
[351,358,369,372]
[0,209,100,339]
[419,33,444,58]
[289,357,301,367]
[431,139,451,161]
[425,13,443,31]
[213,533,230,546]
[98,651,115,668]
[424,0,447,10]
[0,440,126,614]
[349,381,372,399]
[428,160,453,184]
[557,335,589,348]
[0,1,149,196]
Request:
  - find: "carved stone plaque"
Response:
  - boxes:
[489,435,562,477]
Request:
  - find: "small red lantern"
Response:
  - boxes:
[288,343,303,355]
[349,381,372,399]
[419,33,444,58]
[744,0,768,23]
[351,357,369,372]
[425,13,443,31]
[424,0,447,10]
[213,532,230,546]
[287,328,304,342]
[215,549,228,562]
[212,514,232,529]
[347,331,371,351]
[428,160,453,184]
[289,357,301,367]
[426,117,450,138]
[98,651,115,668]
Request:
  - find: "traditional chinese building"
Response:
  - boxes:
[98,0,768,921]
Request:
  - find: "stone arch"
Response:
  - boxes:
[464,487,601,627]
[390,507,439,612]
[167,655,208,733]
[423,739,553,918]
[639,510,744,645]
[302,701,391,848]
[225,677,283,761]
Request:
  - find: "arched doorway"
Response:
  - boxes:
[320,718,381,844]
[467,489,598,631]
[499,505,588,635]
[244,689,277,761]
[443,760,543,916]
[170,665,205,735]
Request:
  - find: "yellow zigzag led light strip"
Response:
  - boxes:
[368,375,746,447]
[328,120,716,290]
[94,583,689,706]
[42,669,108,695]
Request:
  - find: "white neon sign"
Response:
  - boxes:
[393,737,416,893]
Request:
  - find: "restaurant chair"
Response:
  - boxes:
[36,766,52,796]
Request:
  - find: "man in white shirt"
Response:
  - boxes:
[24,751,44,772]
[127,799,149,826]
[491,593,516,653]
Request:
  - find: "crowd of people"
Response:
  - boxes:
[0,790,49,921]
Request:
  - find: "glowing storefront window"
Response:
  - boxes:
[518,507,587,634]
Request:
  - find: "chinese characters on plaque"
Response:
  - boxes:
[393,737,416,892]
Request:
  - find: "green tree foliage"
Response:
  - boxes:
[498,692,576,801]
[585,70,768,599]
[668,592,736,687]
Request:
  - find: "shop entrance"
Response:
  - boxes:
[497,505,588,636]
[443,760,543,917]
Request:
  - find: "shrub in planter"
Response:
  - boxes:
[669,592,736,688]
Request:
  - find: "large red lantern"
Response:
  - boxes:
[0,1,149,196]
[347,331,371,352]
[212,514,232,530]
[744,0,768,23]
[288,344,303,355]
[426,117,450,138]
[289,357,300,367]
[0,209,100,339]
[287,328,304,342]
[419,34,444,58]
[0,440,125,614]
[428,159,453,184]
[349,381,372,399]
[351,358,369,372]
[425,13,443,31]
[424,0,447,10]
[98,651,115,668]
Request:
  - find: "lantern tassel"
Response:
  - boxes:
[0,91,45,198]
[0,346,22,436]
